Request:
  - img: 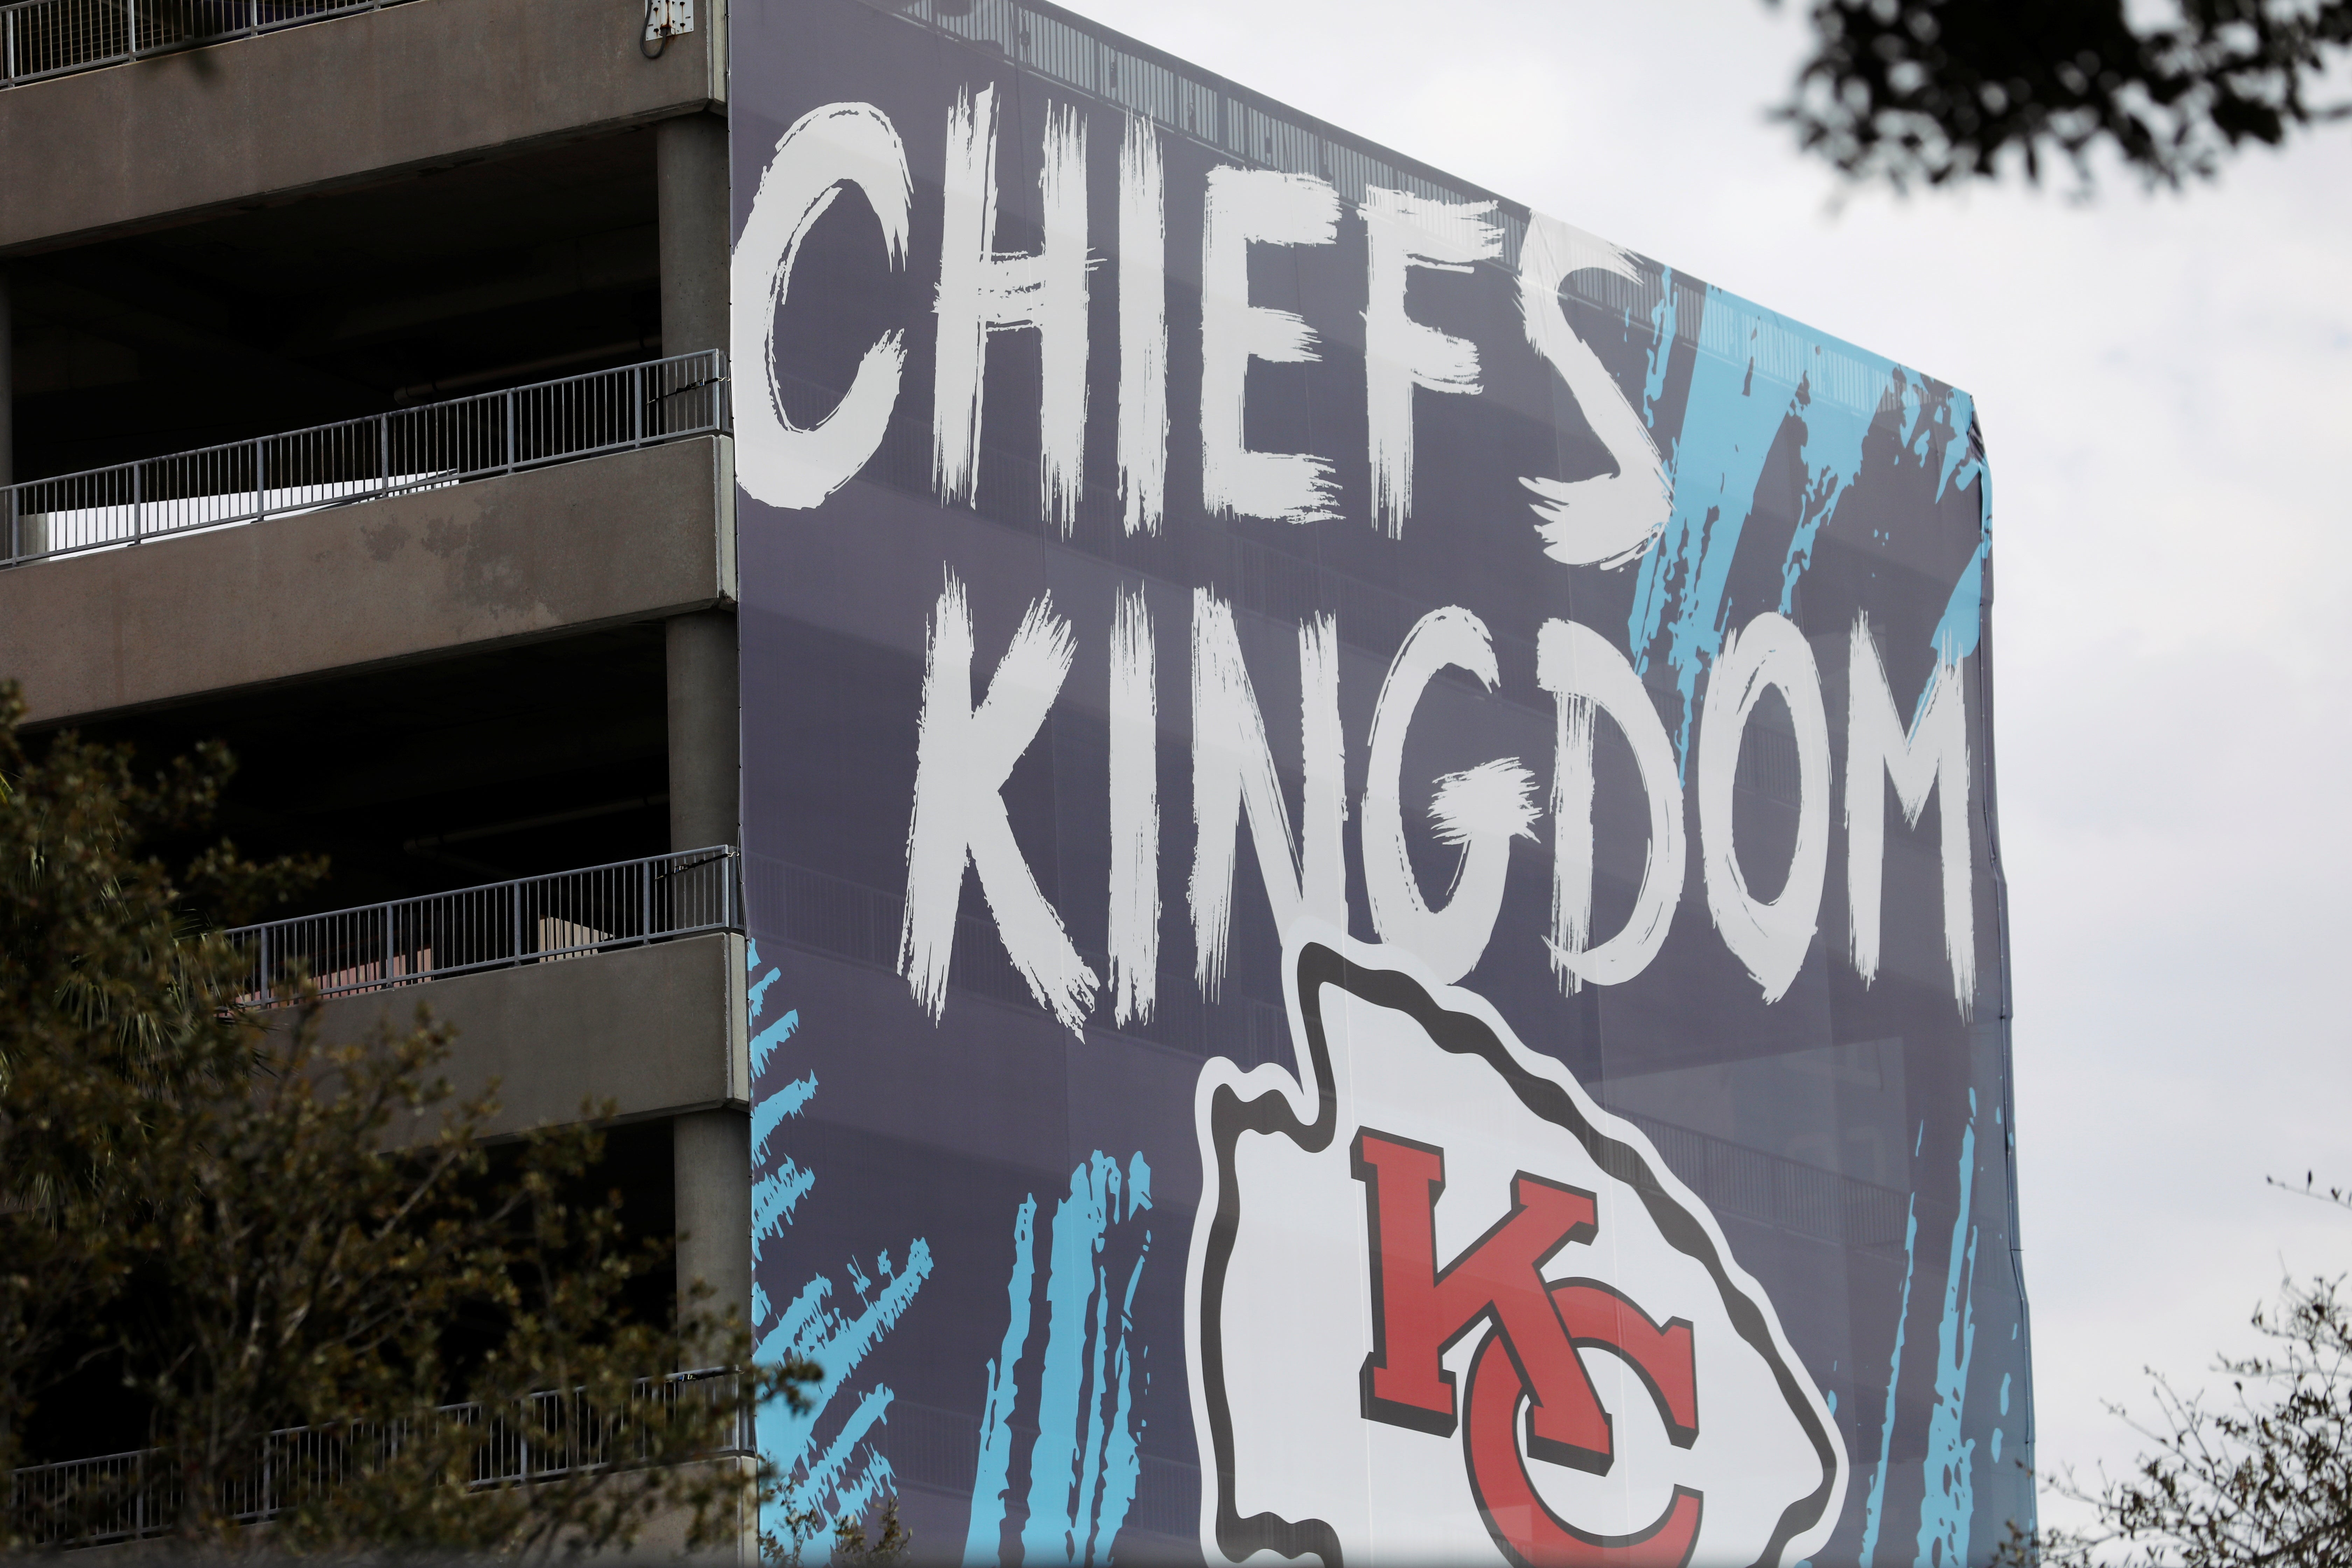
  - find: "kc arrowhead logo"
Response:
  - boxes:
[1186,932,1846,1567]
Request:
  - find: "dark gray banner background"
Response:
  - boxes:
[731,0,2031,1560]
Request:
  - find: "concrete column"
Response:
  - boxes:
[659,113,747,1379]
[674,1108,752,1338]
[667,609,740,853]
[1,264,14,488]
[656,111,730,358]
[1,265,23,565]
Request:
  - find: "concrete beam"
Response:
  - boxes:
[0,435,737,727]
[324,930,749,1142]
[0,0,722,257]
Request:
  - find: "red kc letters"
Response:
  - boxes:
[1352,1127,1706,1564]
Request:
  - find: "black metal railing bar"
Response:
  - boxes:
[0,0,424,90]
[8,1368,753,1548]
[0,350,728,568]
[233,845,742,1004]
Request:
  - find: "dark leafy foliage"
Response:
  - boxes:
[1779,0,2352,187]
[0,682,843,1555]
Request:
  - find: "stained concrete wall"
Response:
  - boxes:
[327,930,749,1142]
[626,1455,762,1561]
[673,1106,751,1328]
[0,0,722,256]
[0,434,735,726]
[657,111,730,358]
[666,609,740,853]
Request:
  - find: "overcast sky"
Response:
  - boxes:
[1062,0,2352,1531]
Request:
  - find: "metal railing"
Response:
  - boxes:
[234,846,743,1004]
[0,0,423,90]
[1,350,728,567]
[9,1368,752,1548]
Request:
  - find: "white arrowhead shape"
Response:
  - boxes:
[1186,928,1847,1568]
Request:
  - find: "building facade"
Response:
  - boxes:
[0,0,755,1532]
[1,1,2030,1562]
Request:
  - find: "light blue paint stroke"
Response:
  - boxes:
[750,1062,819,1249]
[761,1275,833,1367]
[1622,282,1991,768]
[745,938,933,1547]
[1931,538,1991,673]
[1904,536,1991,734]
[1078,1161,1154,1564]
[746,941,813,1286]
[1859,1135,1925,1568]
[1093,1162,1155,1561]
[748,960,783,1030]
[1776,354,1888,615]
[1896,382,1977,495]
[2000,1372,2012,1415]
[973,1152,1156,1567]
[758,1241,934,1543]
[1916,1093,1982,1568]
[803,1384,896,1509]
[760,1240,934,1412]
[1935,390,1982,501]
[746,941,793,1078]
[1922,385,1991,701]
[1626,286,1906,767]
[832,1448,896,1541]
[1089,1230,1153,1561]
[1625,296,1794,764]
[751,1010,802,1081]
[1072,1236,1118,1558]
[1642,267,1678,426]
[1022,1153,1122,1563]
[753,1161,817,1251]
[742,942,932,1550]
[1991,1427,2003,1464]
[965,1195,1040,1566]
[752,1072,818,1164]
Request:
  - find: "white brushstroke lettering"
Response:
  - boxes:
[1362,189,1500,539]
[1698,611,1832,1004]
[1199,167,1342,526]
[1189,590,1345,998]
[900,573,1099,1033]
[1108,587,1160,1025]
[1364,607,1535,982]
[1537,617,1686,990]
[1847,612,1975,1016]
[1517,213,1671,568]
[933,89,1091,533]
[1117,116,1168,537]
[732,103,911,510]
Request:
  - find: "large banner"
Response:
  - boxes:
[729,0,2029,1561]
